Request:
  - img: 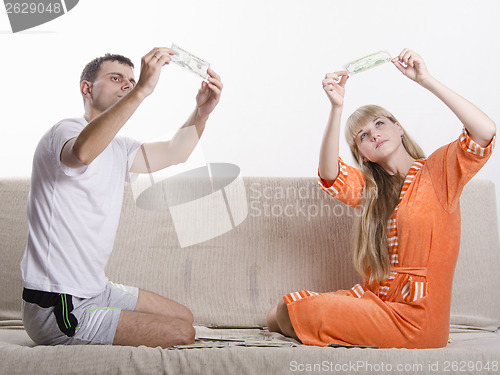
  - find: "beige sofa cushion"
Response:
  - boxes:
[1,178,499,332]
[0,179,27,322]
[450,179,500,331]
[108,177,361,326]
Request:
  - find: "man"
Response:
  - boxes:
[20,47,223,348]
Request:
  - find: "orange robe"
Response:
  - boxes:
[284,128,495,348]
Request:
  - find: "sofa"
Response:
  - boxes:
[1,176,499,375]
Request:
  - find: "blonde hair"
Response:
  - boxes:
[345,105,425,283]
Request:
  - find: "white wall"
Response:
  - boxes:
[1,0,499,219]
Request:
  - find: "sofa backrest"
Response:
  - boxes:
[1,178,499,330]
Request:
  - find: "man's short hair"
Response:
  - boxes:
[80,53,134,83]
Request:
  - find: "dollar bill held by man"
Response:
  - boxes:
[171,43,210,81]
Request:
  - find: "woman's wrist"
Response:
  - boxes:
[330,104,344,114]
[418,74,438,91]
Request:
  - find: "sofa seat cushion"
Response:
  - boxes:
[1,327,499,375]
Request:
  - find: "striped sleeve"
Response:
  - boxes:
[347,284,368,298]
[427,127,495,211]
[317,157,365,208]
[459,127,495,157]
[283,290,320,305]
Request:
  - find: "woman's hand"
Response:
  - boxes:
[195,68,223,119]
[392,49,433,87]
[322,71,349,108]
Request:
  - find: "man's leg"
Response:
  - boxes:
[134,289,194,323]
[113,289,195,348]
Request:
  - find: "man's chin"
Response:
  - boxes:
[109,97,124,107]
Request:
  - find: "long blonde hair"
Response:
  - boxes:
[345,105,425,283]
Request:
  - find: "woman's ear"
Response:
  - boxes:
[395,122,404,136]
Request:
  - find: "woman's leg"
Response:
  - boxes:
[266,303,281,332]
[267,300,301,342]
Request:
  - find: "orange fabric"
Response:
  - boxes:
[286,128,495,348]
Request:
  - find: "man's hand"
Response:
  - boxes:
[133,47,177,98]
[195,68,223,119]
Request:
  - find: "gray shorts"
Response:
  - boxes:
[22,282,138,345]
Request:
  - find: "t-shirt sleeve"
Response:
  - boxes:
[49,119,87,176]
[317,157,365,208]
[426,127,495,211]
[119,136,142,183]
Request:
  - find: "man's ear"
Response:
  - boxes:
[80,80,92,99]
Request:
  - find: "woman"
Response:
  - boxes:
[266,49,496,348]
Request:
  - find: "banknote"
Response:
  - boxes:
[171,43,210,81]
[197,336,262,342]
[344,50,392,75]
[170,340,295,349]
[237,341,295,347]
[327,342,380,349]
[170,341,230,349]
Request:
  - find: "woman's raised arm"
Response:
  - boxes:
[318,71,349,185]
[392,48,496,147]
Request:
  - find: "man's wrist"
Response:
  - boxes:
[195,108,210,122]
[129,85,150,102]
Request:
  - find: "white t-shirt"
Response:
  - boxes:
[20,117,142,298]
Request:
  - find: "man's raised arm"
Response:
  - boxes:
[131,68,223,173]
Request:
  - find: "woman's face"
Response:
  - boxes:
[354,116,404,163]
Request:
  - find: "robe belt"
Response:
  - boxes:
[390,266,427,277]
[375,267,428,301]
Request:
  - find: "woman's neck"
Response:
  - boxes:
[378,148,417,177]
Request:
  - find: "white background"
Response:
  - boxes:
[1,0,499,220]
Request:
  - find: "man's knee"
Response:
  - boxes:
[181,307,194,325]
[155,317,195,347]
[177,321,196,345]
[168,304,194,325]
